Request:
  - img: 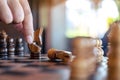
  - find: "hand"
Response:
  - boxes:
[0,0,34,44]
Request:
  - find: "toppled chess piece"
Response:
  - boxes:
[28,27,43,59]
[47,48,73,63]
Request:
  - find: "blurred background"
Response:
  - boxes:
[0,0,120,55]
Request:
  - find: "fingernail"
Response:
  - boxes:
[26,35,33,44]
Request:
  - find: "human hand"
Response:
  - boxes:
[0,0,34,44]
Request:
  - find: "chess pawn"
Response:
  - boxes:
[0,38,7,48]
[0,31,8,59]
[47,48,73,63]
[7,38,15,59]
[0,47,7,60]
[15,38,24,57]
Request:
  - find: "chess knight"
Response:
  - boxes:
[28,27,43,59]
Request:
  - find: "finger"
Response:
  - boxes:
[19,0,34,44]
[13,23,23,32]
[7,0,24,23]
[0,0,13,24]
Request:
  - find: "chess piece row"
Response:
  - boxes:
[0,30,24,60]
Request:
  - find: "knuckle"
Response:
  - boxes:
[13,10,24,23]
[14,15,24,23]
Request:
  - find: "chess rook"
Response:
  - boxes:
[15,38,24,57]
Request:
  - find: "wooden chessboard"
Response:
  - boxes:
[0,54,108,80]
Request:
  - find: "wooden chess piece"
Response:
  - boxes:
[107,21,120,80]
[72,37,104,62]
[47,48,73,63]
[0,30,8,60]
[28,27,43,59]
[15,38,24,57]
[70,50,97,80]
[7,37,15,59]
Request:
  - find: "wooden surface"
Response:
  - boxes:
[0,55,108,80]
